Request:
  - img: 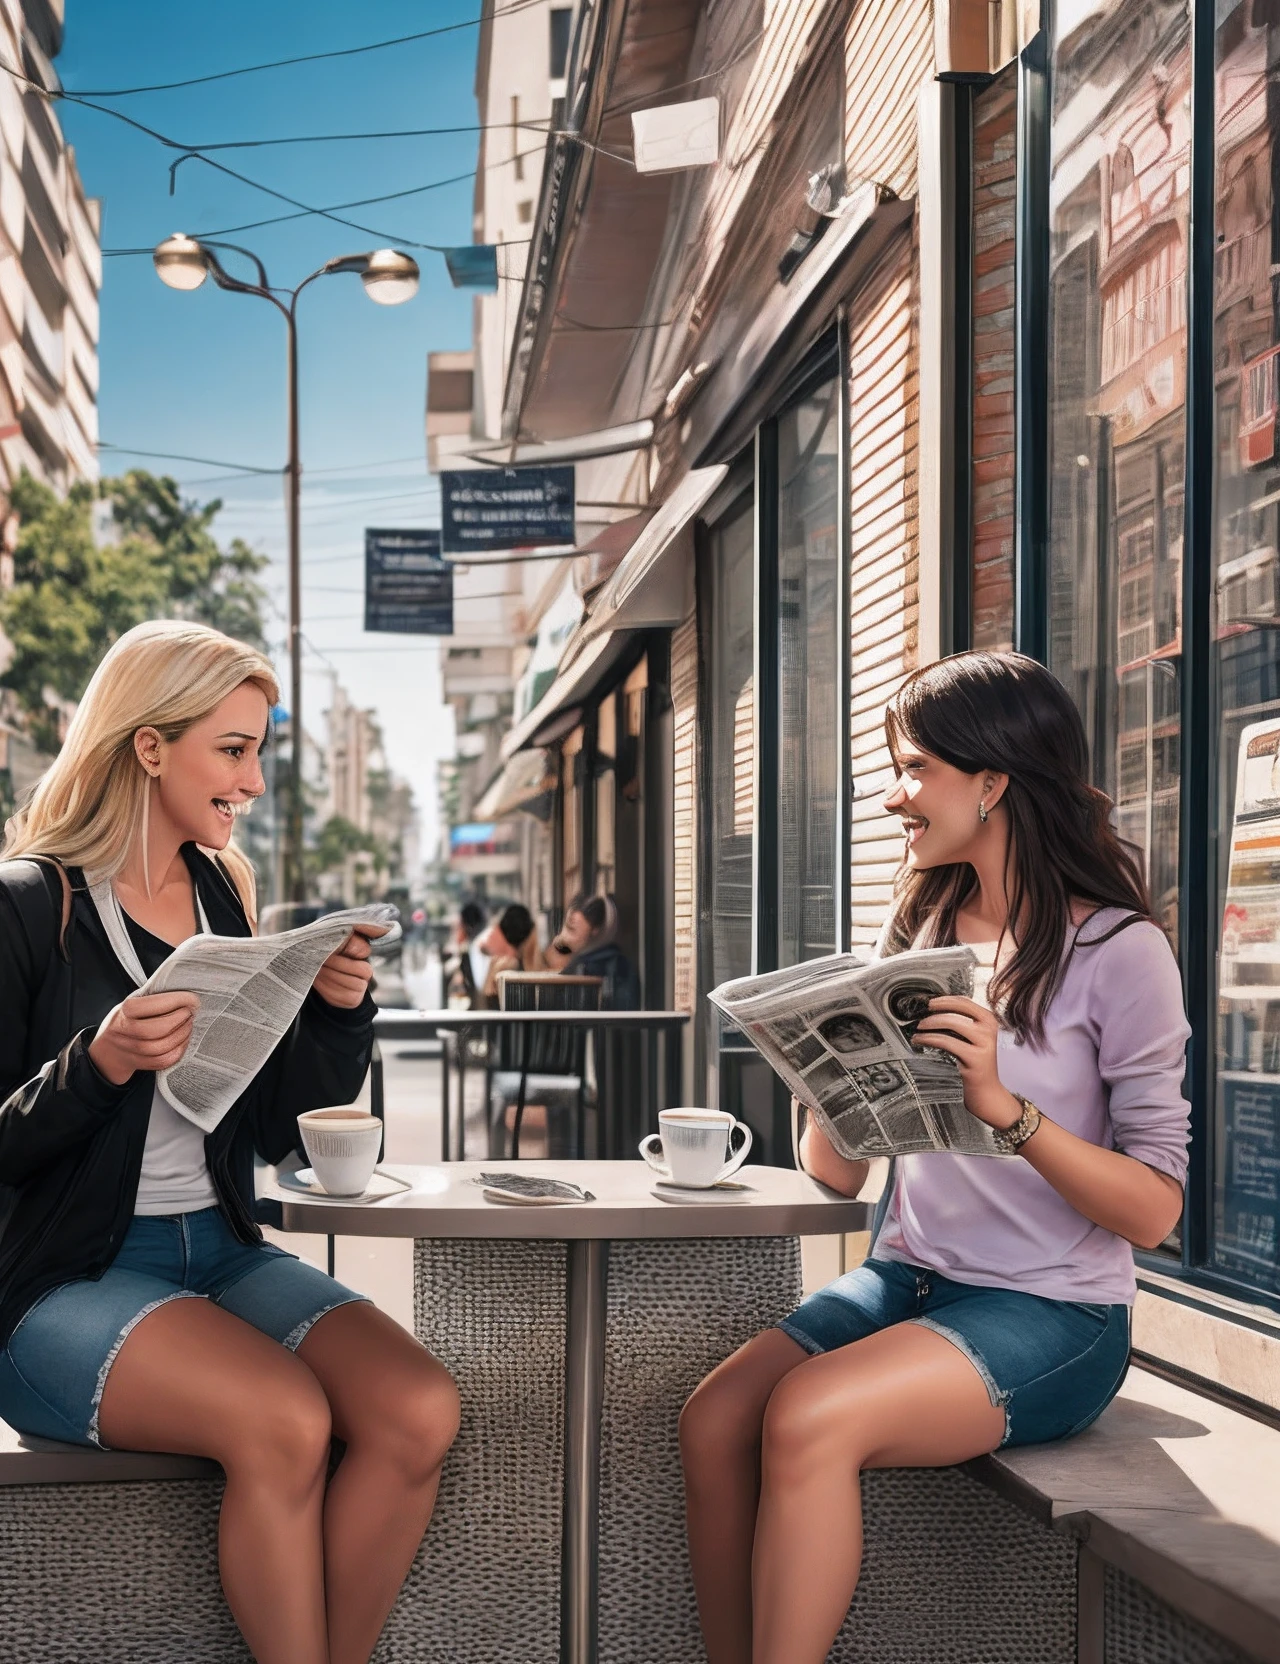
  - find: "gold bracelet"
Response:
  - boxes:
[992,1095,1042,1155]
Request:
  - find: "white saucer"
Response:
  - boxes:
[651,1179,753,1204]
[276,1166,412,1204]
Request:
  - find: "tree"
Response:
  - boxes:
[0,469,270,750]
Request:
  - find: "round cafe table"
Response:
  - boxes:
[276,1160,870,1664]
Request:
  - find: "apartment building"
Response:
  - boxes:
[0,0,101,816]
[0,0,100,502]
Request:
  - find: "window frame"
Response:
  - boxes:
[1015,0,1280,1318]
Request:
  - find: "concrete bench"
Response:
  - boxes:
[1,1366,1276,1662]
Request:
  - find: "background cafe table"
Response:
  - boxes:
[276,1160,870,1664]
[372,1008,691,1161]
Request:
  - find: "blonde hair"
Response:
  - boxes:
[3,620,279,920]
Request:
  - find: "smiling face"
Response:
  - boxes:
[882,731,1002,871]
[141,680,269,851]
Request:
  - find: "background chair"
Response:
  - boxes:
[488,973,603,1158]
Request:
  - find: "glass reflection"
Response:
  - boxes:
[1047,0,1190,948]
[1213,1,1280,1296]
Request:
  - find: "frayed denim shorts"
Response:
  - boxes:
[777,1256,1130,1449]
[0,1207,369,1450]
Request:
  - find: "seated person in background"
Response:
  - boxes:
[476,903,542,1006]
[443,898,486,1009]
[545,893,639,1009]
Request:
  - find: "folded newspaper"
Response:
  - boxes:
[144,904,399,1134]
[709,946,1011,1159]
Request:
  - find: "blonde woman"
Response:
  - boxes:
[0,621,459,1664]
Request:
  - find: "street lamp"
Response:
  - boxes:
[153,234,420,905]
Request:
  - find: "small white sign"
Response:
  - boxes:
[631,97,720,174]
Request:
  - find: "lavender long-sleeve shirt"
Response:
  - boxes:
[873,909,1192,1306]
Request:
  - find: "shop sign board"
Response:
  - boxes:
[440,466,576,554]
[364,528,453,634]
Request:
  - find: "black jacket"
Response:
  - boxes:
[0,847,375,1347]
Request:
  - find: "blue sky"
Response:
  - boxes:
[57,0,489,857]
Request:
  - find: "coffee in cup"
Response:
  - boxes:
[639,1108,752,1189]
[297,1108,382,1197]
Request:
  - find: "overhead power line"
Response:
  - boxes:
[65,0,546,97]
[0,59,544,253]
[99,442,279,474]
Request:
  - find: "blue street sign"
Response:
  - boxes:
[443,246,499,292]
[364,529,453,635]
[440,465,576,555]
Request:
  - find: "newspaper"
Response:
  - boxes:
[709,946,1010,1159]
[142,904,400,1133]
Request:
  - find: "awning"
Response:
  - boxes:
[685,183,916,465]
[474,749,557,819]
[460,419,655,467]
[575,465,727,643]
[500,631,632,758]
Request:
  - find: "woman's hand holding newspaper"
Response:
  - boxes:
[312,925,389,1010]
[911,996,1021,1131]
[90,990,200,1086]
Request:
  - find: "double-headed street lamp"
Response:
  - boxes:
[152,233,420,905]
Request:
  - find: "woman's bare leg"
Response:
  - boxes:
[751,1323,1006,1664]
[96,1296,333,1664]
[297,1301,460,1664]
[678,1328,810,1664]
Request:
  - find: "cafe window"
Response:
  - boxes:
[1212,1,1280,1297]
[1046,0,1189,960]
[1033,0,1280,1306]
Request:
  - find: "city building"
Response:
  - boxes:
[436,4,1280,1647]
[0,0,102,817]
[0,0,100,496]
[315,677,418,904]
[426,0,631,905]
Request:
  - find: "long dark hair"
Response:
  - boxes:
[883,652,1150,1044]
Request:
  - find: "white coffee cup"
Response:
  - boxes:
[639,1108,753,1189]
[297,1109,383,1197]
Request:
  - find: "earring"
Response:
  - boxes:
[141,771,155,900]
[978,800,988,824]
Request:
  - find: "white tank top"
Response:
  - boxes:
[89,881,219,1215]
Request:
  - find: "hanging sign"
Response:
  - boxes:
[440,465,576,555]
[364,528,453,634]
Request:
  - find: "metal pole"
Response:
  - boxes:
[561,1238,607,1664]
[286,306,305,904]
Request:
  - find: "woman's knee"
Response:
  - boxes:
[218,1364,333,1490]
[680,1329,805,1472]
[348,1358,461,1484]
[760,1366,853,1474]
[679,1368,760,1472]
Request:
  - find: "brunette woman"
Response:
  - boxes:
[0,621,459,1664]
[679,651,1191,1664]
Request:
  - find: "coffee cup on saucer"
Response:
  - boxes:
[639,1108,753,1189]
[297,1109,383,1197]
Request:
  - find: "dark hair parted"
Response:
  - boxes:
[883,652,1151,1045]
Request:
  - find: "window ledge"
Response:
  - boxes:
[969,1366,1280,1662]
[1132,1268,1280,1420]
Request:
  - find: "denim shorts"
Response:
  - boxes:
[777,1257,1130,1449]
[0,1207,369,1450]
